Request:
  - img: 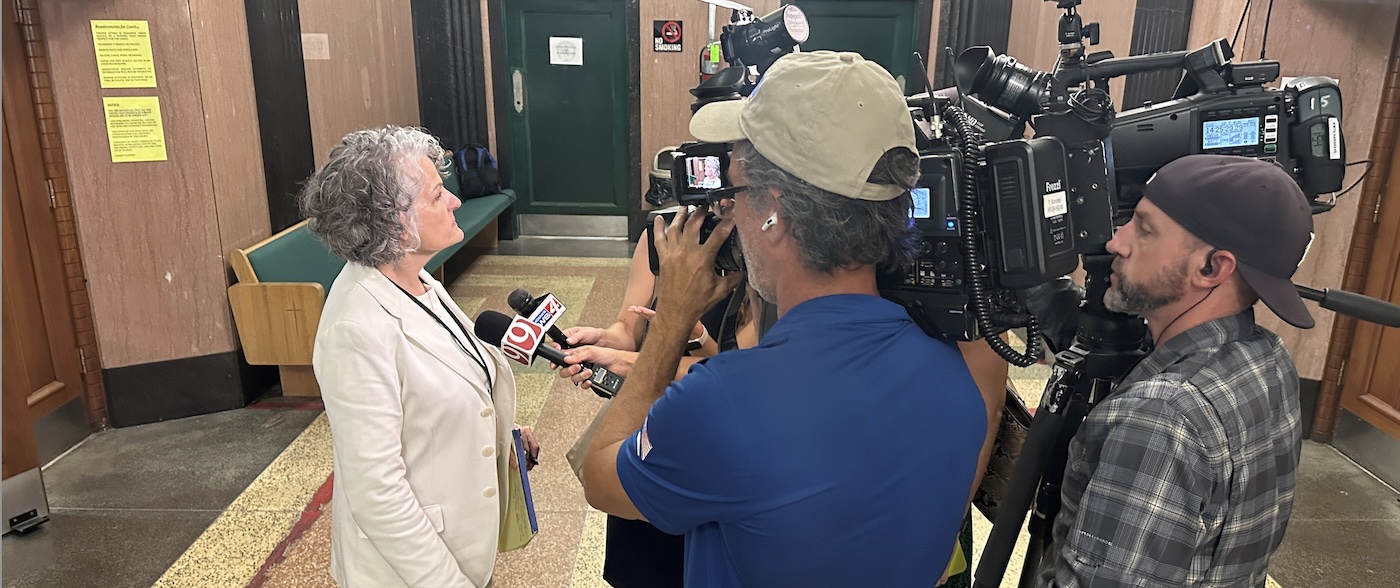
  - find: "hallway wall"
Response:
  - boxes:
[39,0,270,425]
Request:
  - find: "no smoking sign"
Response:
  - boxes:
[653,20,682,52]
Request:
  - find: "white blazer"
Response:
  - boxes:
[312,262,517,588]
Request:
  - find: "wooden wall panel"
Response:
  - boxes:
[1190,1,1398,379]
[190,0,270,256]
[1187,0,1251,57]
[39,0,238,368]
[299,0,421,168]
[15,0,108,425]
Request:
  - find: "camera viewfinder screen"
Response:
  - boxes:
[911,187,931,219]
[1202,117,1260,150]
[686,155,724,190]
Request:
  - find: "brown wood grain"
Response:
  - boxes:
[189,0,271,256]
[15,0,109,427]
[1195,1,1400,379]
[228,283,325,366]
[39,0,240,367]
[299,0,421,168]
[279,365,322,397]
[2,315,40,479]
[4,20,85,423]
[1340,86,1400,439]
[3,118,51,410]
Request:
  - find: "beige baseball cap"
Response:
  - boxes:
[688,51,916,201]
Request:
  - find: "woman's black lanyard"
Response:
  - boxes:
[391,280,494,393]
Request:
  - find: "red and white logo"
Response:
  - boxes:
[500,316,545,365]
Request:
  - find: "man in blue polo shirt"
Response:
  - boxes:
[580,51,987,586]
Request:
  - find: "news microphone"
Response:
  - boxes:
[474,310,623,398]
[508,288,573,348]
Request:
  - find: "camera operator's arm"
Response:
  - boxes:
[582,210,742,520]
[959,338,1010,502]
[1044,390,1213,587]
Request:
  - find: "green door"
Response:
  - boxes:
[792,1,920,93]
[501,0,629,215]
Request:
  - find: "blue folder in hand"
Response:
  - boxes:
[499,429,538,551]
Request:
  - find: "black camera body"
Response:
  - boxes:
[661,3,1346,365]
[879,37,1345,360]
[880,137,1081,341]
[1113,75,1344,211]
[646,141,744,276]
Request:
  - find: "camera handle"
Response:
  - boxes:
[973,252,1149,588]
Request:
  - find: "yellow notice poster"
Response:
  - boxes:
[91,20,156,88]
[103,97,167,163]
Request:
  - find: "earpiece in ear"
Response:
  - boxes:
[761,213,778,232]
[1201,248,1221,276]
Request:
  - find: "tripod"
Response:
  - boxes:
[972,256,1400,588]
[973,252,1151,588]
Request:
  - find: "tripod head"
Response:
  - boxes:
[1052,0,1100,58]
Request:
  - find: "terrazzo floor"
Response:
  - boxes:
[6,250,1397,587]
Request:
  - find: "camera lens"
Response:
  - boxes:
[699,214,745,273]
[954,47,1053,117]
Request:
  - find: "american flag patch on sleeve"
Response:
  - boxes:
[637,418,653,460]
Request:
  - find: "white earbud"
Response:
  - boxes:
[761,213,778,231]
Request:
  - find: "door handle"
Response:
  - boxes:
[512,68,525,114]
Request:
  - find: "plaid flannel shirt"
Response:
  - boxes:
[1039,309,1303,587]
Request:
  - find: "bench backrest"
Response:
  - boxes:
[231,190,514,296]
[236,220,346,296]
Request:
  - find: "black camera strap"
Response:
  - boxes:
[718,284,745,352]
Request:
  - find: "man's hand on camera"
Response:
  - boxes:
[651,207,743,325]
[1023,277,1086,354]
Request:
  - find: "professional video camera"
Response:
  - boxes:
[647,1,810,277]
[665,0,1348,366]
[878,0,1345,367]
[658,2,1396,586]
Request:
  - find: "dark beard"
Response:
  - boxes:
[1103,260,1188,316]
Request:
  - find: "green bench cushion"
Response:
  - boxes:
[244,190,514,296]
[244,223,347,296]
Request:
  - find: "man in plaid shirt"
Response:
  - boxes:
[1038,155,1313,586]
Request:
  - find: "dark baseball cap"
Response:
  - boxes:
[1142,154,1315,329]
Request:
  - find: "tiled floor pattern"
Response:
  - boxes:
[8,252,1395,587]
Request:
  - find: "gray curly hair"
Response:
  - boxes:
[735,142,918,274]
[298,126,447,266]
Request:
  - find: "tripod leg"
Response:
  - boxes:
[971,409,1066,588]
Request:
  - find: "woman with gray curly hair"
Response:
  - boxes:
[301,125,535,588]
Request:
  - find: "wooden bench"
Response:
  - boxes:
[228,190,515,396]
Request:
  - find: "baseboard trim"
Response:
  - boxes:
[102,350,277,427]
[1334,409,1400,492]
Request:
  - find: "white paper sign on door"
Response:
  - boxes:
[549,37,583,66]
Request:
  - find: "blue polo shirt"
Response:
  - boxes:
[617,294,987,587]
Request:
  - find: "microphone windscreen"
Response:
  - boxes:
[507,288,532,312]
[473,310,513,345]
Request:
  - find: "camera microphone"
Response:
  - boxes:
[474,310,622,399]
[508,288,573,348]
